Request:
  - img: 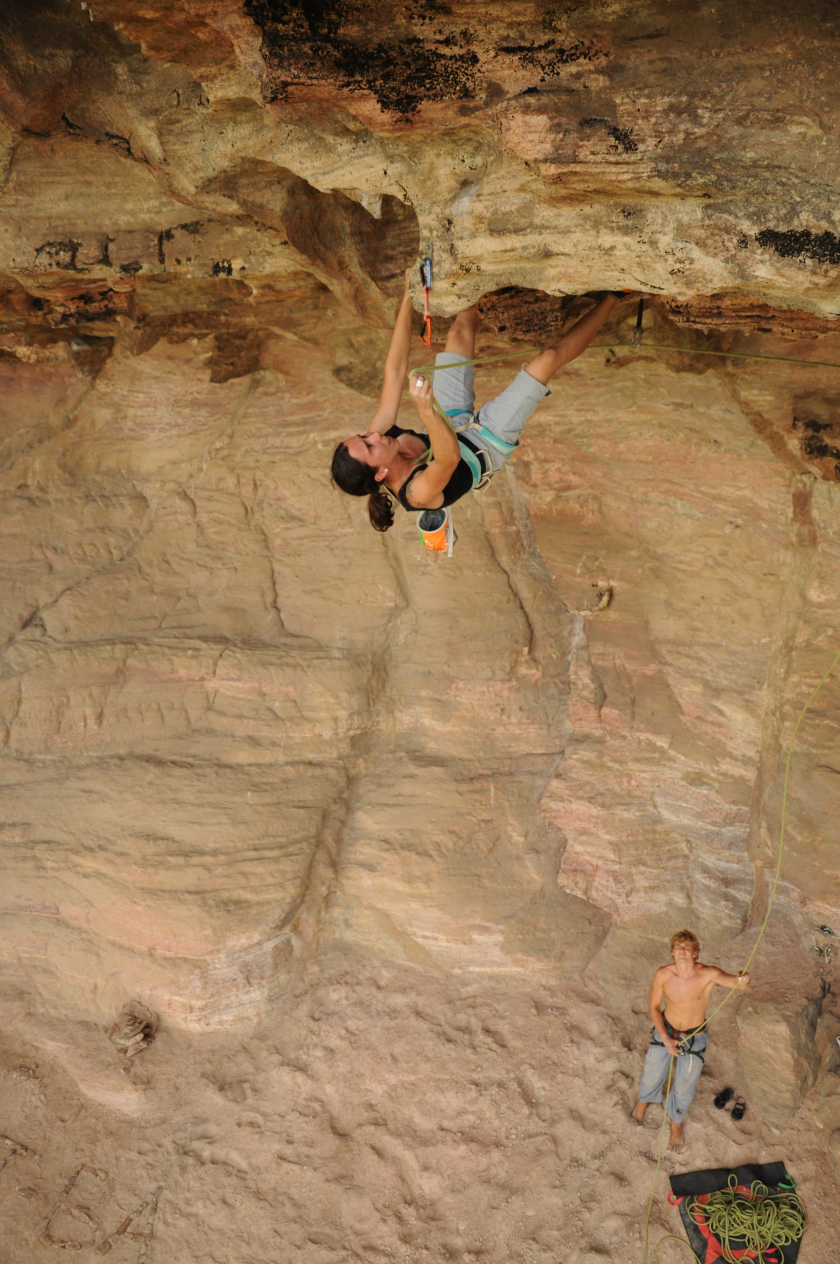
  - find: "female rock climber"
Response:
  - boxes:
[330,265,625,539]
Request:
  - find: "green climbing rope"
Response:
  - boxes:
[641,648,840,1264]
[651,1176,806,1264]
[642,1064,675,1264]
[409,342,840,378]
[693,643,840,1036]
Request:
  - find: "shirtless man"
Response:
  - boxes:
[632,929,749,1148]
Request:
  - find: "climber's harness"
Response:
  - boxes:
[442,406,519,492]
[402,403,516,555]
[656,1017,708,1060]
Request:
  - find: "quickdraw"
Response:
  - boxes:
[420,255,432,347]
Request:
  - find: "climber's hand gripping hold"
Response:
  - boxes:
[408,372,433,411]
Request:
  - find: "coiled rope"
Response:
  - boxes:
[641,648,840,1264]
[689,1176,805,1264]
[652,1176,807,1264]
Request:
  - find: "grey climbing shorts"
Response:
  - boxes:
[432,351,551,473]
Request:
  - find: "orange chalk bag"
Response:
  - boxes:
[417,506,456,556]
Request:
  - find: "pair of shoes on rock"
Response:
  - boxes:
[713,1087,746,1120]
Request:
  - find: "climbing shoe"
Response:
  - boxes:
[713,1087,734,1110]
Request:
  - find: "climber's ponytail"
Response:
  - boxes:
[367,482,395,532]
[331,442,395,533]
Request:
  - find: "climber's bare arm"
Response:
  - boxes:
[711,967,750,991]
[403,373,459,509]
[526,292,619,385]
[369,268,415,434]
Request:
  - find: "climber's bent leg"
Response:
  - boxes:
[433,352,476,423]
[444,307,481,359]
[637,1034,673,1107]
[432,309,482,424]
[473,368,551,469]
[526,292,618,384]
[665,1033,708,1123]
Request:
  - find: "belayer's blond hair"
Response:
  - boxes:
[670,929,700,955]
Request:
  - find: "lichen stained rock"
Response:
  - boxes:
[1,4,840,1260]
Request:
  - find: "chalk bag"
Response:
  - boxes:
[418,507,456,556]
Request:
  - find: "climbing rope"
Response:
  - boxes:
[640,647,840,1264]
[409,343,840,377]
[642,1074,675,1264]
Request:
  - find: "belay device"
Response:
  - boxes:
[417,507,456,556]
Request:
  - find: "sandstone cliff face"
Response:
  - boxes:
[1,3,840,1259]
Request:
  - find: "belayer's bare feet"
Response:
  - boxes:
[632,1102,647,1125]
[669,1121,683,1150]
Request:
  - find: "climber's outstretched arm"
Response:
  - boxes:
[526,292,619,385]
[369,268,415,434]
[711,967,750,991]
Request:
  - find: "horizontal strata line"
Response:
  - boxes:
[0,753,348,772]
[4,633,344,655]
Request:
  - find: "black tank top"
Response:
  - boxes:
[386,425,479,512]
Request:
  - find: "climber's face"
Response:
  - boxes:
[671,939,699,964]
[345,431,398,479]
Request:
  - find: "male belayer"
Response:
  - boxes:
[331,262,630,551]
[632,930,750,1149]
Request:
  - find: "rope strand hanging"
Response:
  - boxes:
[410,344,840,377]
[640,647,840,1264]
[409,295,840,378]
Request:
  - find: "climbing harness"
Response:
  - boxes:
[663,1175,806,1264]
[420,255,432,348]
[411,396,498,555]
[674,1024,706,1058]
[640,647,840,1264]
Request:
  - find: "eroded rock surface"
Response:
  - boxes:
[1,2,840,1260]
